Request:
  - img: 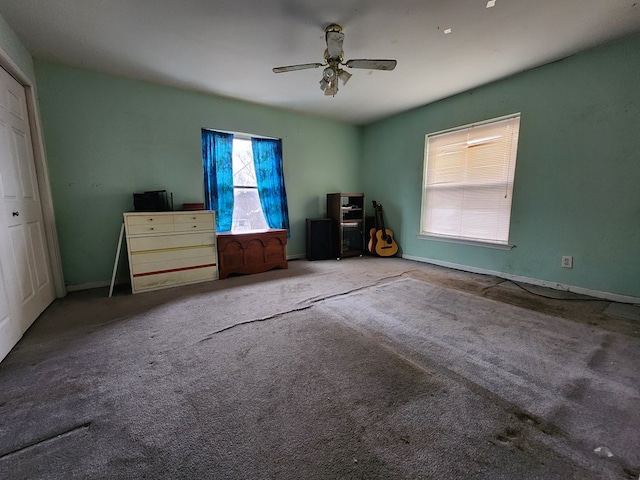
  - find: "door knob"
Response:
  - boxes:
[12,211,19,217]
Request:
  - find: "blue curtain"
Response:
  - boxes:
[251,138,290,235]
[202,129,234,231]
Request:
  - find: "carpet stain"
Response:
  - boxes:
[495,426,524,450]
[587,334,614,368]
[513,409,562,436]
[565,377,590,402]
[493,409,563,453]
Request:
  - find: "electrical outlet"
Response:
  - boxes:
[561,256,573,268]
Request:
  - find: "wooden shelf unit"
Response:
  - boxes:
[327,193,365,259]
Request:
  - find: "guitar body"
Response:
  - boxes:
[374,228,399,256]
[368,226,378,254]
[371,201,399,257]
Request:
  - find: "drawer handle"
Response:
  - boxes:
[150,227,154,231]
[193,225,197,228]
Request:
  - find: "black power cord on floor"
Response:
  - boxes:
[486,277,639,306]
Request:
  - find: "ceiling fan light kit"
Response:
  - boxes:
[273,24,397,97]
[338,69,352,85]
[322,67,336,80]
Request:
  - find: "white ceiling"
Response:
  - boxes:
[1,0,639,125]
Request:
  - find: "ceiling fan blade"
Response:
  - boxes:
[325,30,344,59]
[272,63,324,73]
[344,59,397,71]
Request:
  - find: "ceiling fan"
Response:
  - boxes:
[272,24,397,96]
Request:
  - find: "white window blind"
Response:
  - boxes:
[421,114,520,245]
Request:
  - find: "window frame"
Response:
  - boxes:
[419,113,521,249]
[230,136,268,232]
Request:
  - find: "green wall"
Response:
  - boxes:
[0,13,34,81]
[34,61,361,287]
[361,33,640,299]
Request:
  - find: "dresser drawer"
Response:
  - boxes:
[125,214,175,235]
[130,248,217,275]
[126,223,175,235]
[125,214,175,226]
[174,221,214,232]
[128,231,215,253]
[132,266,218,292]
[174,213,213,225]
[174,213,214,232]
[130,244,217,268]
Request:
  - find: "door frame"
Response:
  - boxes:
[0,46,65,298]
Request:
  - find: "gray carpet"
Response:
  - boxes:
[0,258,638,479]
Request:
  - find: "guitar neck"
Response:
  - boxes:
[372,201,380,230]
[378,205,388,239]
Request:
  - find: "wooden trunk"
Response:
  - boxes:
[217,229,288,279]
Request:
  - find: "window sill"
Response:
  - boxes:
[417,234,515,250]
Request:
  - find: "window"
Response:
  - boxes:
[420,114,520,246]
[202,129,289,234]
[230,138,268,231]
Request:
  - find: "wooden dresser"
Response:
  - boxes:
[123,211,218,294]
[216,229,288,279]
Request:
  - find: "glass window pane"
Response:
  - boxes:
[233,138,257,187]
[232,187,268,231]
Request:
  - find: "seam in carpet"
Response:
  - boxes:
[0,422,91,461]
[197,305,314,341]
[197,271,417,341]
[296,270,418,305]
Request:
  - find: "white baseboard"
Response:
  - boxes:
[66,280,114,292]
[287,253,306,260]
[402,254,640,305]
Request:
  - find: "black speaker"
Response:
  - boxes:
[133,190,172,212]
[306,218,332,260]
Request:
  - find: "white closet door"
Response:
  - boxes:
[0,66,55,361]
[0,260,20,361]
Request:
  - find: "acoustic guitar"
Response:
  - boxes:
[372,201,399,257]
[368,200,378,254]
